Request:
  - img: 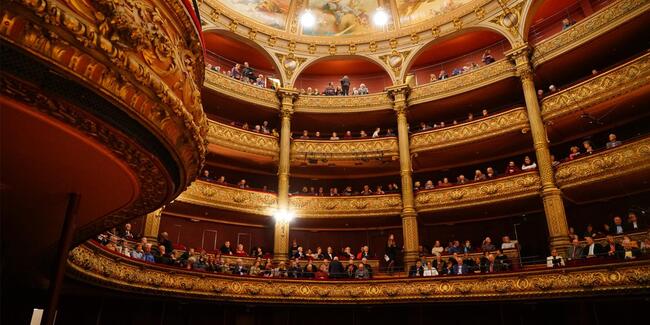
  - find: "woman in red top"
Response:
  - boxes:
[235,243,248,257]
[315,264,329,280]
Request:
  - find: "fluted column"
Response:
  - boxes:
[507,45,571,252]
[387,84,419,266]
[142,208,162,242]
[274,88,299,261]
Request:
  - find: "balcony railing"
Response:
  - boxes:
[207,120,279,158]
[415,172,541,213]
[289,194,403,218]
[410,107,529,153]
[291,137,399,162]
[177,181,277,216]
[541,53,650,120]
[531,0,650,66]
[204,69,279,109]
[293,92,393,113]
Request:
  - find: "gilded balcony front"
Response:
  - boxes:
[208,120,279,158]
[531,0,650,66]
[177,181,277,216]
[67,242,650,304]
[204,69,279,109]
[289,194,403,218]
[291,138,399,162]
[541,53,650,121]
[408,59,516,106]
[293,93,393,113]
[415,172,541,213]
[410,108,529,153]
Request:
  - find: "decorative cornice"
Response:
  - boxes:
[555,137,650,189]
[408,59,516,106]
[541,53,650,121]
[68,243,650,304]
[531,0,650,67]
[204,69,279,109]
[415,172,541,213]
[293,93,393,113]
[291,138,399,162]
[176,181,277,216]
[207,121,279,158]
[410,108,529,153]
[289,194,403,218]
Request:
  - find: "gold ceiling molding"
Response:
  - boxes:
[1,0,208,189]
[410,107,529,153]
[176,181,277,216]
[291,138,399,162]
[541,53,650,121]
[207,121,279,158]
[531,0,650,67]
[555,137,650,189]
[199,0,511,54]
[415,172,541,213]
[68,242,650,304]
[204,69,279,109]
[408,59,516,105]
[289,194,403,218]
[293,92,393,112]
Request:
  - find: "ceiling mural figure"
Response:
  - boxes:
[397,0,472,26]
[301,0,393,36]
[221,0,291,29]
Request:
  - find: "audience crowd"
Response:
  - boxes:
[206,60,272,89]
[299,75,370,96]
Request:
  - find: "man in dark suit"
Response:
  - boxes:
[452,257,468,275]
[324,246,336,261]
[603,235,624,259]
[582,237,604,258]
[328,256,344,279]
[340,75,350,95]
[566,238,584,260]
[482,254,501,273]
[626,212,645,232]
[610,216,626,235]
[409,260,424,277]
[231,259,248,275]
[158,232,174,255]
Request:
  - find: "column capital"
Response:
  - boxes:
[276,87,300,103]
[505,44,534,81]
[386,84,411,114]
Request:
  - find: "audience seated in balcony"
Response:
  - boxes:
[546,248,565,268]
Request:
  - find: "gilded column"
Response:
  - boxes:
[387,84,419,266]
[507,45,571,252]
[142,208,162,242]
[274,88,299,261]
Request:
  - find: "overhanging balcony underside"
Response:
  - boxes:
[556,136,650,203]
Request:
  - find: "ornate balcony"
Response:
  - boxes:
[289,194,403,218]
[293,93,393,113]
[410,108,529,153]
[207,120,279,158]
[415,172,541,213]
[408,60,516,106]
[204,69,279,109]
[177,181,277,216]
[531,0,650,66]
[541,53,650,121]
[68,242,650,304]
[555,136,650,191]
[291,138,399,162]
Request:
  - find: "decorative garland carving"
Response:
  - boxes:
[410,108,529,153]
[177,181,277,216]
[415,172,541,213]
[541,53,650,120]
[293,92,392,113]
[555,137,650,189]
[68,243,650,304]
[289,194,403,218]
[291,138,399,161]
[207,120,279,158]
[204,69,279,109]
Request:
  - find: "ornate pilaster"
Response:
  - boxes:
[387,84,419,266]
[507,45,570,253]
[274,88,299,261]
[142,208,163,242]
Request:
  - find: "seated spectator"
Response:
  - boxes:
[610,216,626,235]
[641,237,650,255]
[386,128,395,136]
[154,245,174,265]
[249,261,262,276]
[438,178,453,187]
[255,74,265,87]
[482,254,501,273]
[546,248,565,268]
[409,260,424,277]
[237,179,249,189]
[360,185,373,195]
[474,170,486,181]
[201,169,213,181]
[561,17,573,30]
[482,49,495,64]
[583,236,603,258]
[220,241,233,255]
[358,83,369,95]
[567,146,582,160]
[355,263,370,279]
[462,240,473,254]
[438,69,448,80]
[495,249,510,270]
[448,241,462,254]
[430,73,437,82]
[372,127,381,138]
[424,180,435,189]
[329,187,339,196]
[118,223,134,240]
[583,224,598,238]
[423,261,438,276]
[550,154,560,167]
[431,240,444,256]
[521,156,537,171]
[505,161,521,174]
[343,130,353,139]
[324,82,336,96]
[583,140,594,155]
[457,175,468,184]
[252,246,264,259]
[413,181,421,191]
[330,132,339,140]
[452,257,468,275]
[537,89,544,100]
[622,237,641,259]
[606,133,622,149]
[294,246,306,259]
[486,167,497,179]
[604,235,624,258]
[482,109,489,117]
[481,237,496,252]
[231,258,248,275]
[467,113,473,122]
[242,62,254,82]
[231,64,242,80]
[131,243,145,260]
[143,243,155,262]
[501,236,517,249]
[235,243,248,257]
[566,238,583,260]
[315,264,329,279]
[419,122,430,131]
[216,176,226,184]
[342,186,353,196]
[549,84,558,93]
[374,185,385,195]
[627,211,644,231]
[359,130,368,138]
[300,130,310,139]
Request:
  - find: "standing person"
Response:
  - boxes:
[385,234,398,275]
[340,75,350,96]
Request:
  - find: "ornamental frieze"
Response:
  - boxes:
[204,69,279,109]
[177,181,277,216]
[207,120,279,158]
[407,59,516,106]
[293,92,393,113]
[415,172,541,213]
[531,0,650,66]
[541,53,650,120]
[555,137,650,189]
[410,107,528,153]
[67,243,650,304]
[291,138,399,161]
[288,194,402,218]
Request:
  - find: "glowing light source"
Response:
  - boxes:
[373,7,390,27]
[300,10,316,28]
[274,209,295,222]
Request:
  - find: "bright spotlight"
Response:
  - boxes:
[373,7,390,27]
[274,210,295,222]
[300,10,316,28]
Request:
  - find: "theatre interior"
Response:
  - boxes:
[2,0,650,323]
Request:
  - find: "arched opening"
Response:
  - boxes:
[294,56,392,95]
[525,0,610,44]
[203,30,281,86]
[406,29,511,86]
